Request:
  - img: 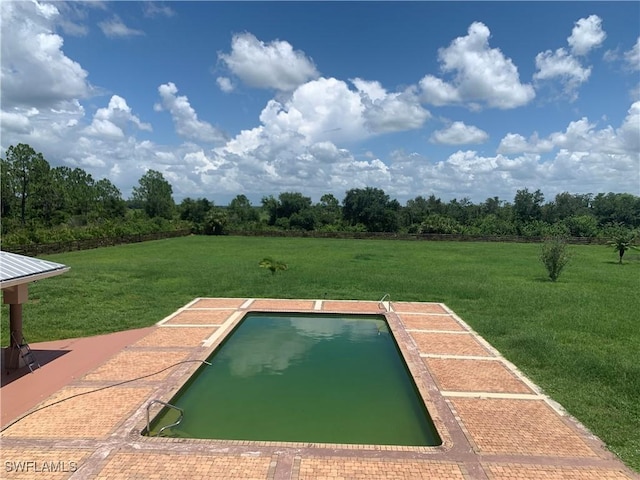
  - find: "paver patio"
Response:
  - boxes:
[1,298,637,479]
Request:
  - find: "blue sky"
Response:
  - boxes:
[1,1,639,205]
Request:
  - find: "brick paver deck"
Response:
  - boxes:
[163,309,236,325]
[1,298,637,480]
[411,331,492,357]
[399,313,466,331]
[424,358,534,393]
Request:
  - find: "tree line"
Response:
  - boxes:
[2,143,639,247]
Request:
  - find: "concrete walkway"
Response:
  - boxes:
[1,298,637,479]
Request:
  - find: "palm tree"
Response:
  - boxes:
[608,231,637,264]
[259,257,288,275]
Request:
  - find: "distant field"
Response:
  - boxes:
[2,235,638,470]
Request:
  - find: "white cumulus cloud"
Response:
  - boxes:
[430,121,488,145]
[84,95,151,140]
[258,77,367,145]
[568,15,607,56]
[533,48,591,100]
[534,15,605,101]
[497,132,554,155]
[419,22,535,109]
[216,76,234,93]
[624,37,640,71]
[155,82,227,143]
[1,110,33,134]
[499,105,639,159]
[0,1,92,109]
[218,32,319,91]
[352,78,430,133]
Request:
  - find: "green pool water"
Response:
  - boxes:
[147,312,441,446]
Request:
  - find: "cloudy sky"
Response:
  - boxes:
[1,1,639,205]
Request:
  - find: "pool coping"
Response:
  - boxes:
[1,297,637,480]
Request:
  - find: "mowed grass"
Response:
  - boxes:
[2,235,639,470]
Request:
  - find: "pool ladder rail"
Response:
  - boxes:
[146,399,184,437]
[379,293,393,312]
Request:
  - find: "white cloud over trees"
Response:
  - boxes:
[155,83,227,144]
[1,6,637,205]
[534,15,606,100]
[419,22,535,109]
[218,33,320,91]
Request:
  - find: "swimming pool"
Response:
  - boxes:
[146,312,441,446]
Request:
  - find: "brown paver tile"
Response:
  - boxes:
[3,298,636,480]
[82,350,190,382]
[297,457,466,480]
[190,298,248,308]
[322,301,383,312]
[164,309,235,325]
[92,452,272,479]
[251,299,316,310]
[132,327,218,347]
[484,463,635,479]
[425,358,534,393]
[411,332,492,357]
[450,398,598,457]
[399,314,465,331]
[1,387,152,439]
[0,448,89,479]
[393,302,447,314]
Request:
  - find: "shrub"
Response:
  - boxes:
[259,257,288,275]
[540,237,571,281]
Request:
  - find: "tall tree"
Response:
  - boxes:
[342,187,399,232]
[260,192,313,229]
[261,195,279,225]
[592,192,640,227]
[95,178,126,219]
[179,197,212,224]
[3,144,50,225]
[131,170,175,219]
[228,194,259,224]
[513,188,545,224]
[51,166,98,220]
[315,193,342,228]
[277,192,312,218]
[1,158,16,221]
[402,196,430,227]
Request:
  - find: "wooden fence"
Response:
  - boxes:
[2,228,608,257]
[3,229,192,256]
[230,230,608,244]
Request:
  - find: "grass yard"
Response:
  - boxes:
[2,235,639,470]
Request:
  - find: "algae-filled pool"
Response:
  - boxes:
[147,312,441,446]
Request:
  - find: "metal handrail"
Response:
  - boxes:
[146,399,184,437]
[379,293,392,312]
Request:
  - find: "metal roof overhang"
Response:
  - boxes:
[0,251,70,290]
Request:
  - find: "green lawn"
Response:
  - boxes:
[2,235,639,470]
